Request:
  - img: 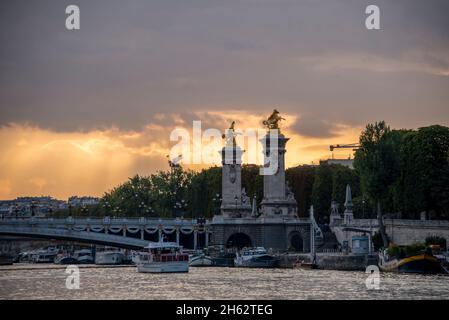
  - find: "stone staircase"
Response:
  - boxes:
[317,226,340,251]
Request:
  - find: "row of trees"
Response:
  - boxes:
[50,122,449,223]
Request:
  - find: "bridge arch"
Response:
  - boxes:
[0,226,149,250]
[226,232,252,249]
[288,230,305,252]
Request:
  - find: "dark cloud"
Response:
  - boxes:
[290,113,340,139]
[0,0,448,134]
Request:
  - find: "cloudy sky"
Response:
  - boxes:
[1,0,448,199]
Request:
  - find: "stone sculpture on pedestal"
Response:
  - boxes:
[259,110,298,217]
[220,121,252,218]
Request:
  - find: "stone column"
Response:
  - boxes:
[140,227,144,240]
[220,144,251,218]
[343,184,354,225]
[260,130,297,217]
[205,231,209,247]
[176,228,180,245]
[158,229,162,242]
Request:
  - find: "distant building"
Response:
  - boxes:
[68,196,100,207]
[320,158,354,169]
[0,196,66,218]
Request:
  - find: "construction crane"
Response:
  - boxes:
[329,143,360,152]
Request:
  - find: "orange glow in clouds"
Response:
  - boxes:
[0,111,361,199]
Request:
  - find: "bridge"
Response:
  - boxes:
[0,217,211,250]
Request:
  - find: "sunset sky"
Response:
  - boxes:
[1,0,448,199]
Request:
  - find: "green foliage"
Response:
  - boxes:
[187,166,221,218]
[399,125,449,219]
[286,165,316,217]
[354,121,401,203]
[311,164,333,222]
[387,243,426,258]
[425,236,447,248]
[241,164,263,207]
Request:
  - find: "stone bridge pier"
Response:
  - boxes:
[210,216,311,252]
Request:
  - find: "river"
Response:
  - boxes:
[0,264,448,299]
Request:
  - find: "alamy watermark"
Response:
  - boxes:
[65,265,80,290]
[169,121,281,175]
[365,265,380,290]
[65,4,380,31]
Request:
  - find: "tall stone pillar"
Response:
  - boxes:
[343,184,354,225]
[219,128,252,218]
[260,129,297,217]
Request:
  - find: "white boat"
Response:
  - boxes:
[31,247,59,263]
[74,249,94,264]
[95,251,125,265]
[136,242,189,273]
[189,254,214,267]
[234,247,279,268]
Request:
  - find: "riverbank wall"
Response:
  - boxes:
[277,253,378,271]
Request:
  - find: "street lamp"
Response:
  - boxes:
[80,205,89,216]
[102,201,111,217]
[174,199,187,218]
[13,203,19,219]
[30,201,36,218]
[138,201,146,215]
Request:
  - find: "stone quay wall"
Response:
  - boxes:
[332,218,449,248]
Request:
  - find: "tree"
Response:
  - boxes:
[286,165,316,217]
[354,121,400,247]
[311,164,333,223]
[331,164,361,214]
[399,125,449,219]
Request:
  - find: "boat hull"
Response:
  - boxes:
[379,253,447,274]
[137,261,189,273]
[95,252,124,265]
[235,256,279,268]
[55,257,79,265]
[0,255,14,265]
[189,256,214,267]
[77,256,94,264]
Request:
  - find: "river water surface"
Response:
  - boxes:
[1,264,448,299]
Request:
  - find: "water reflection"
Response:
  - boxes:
[0,265,448,300]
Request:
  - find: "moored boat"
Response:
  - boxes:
[378,248,447,274]
[0,254,14,265]
[189,254,214,267]
[136,242,189,273]
[55,254,79,264]
[211,252,236,267]
[74,249,94,264]
[95,250,125,265]
[31,248,59,263]
[234,247,279,268]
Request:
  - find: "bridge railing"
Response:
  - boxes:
[0,216,204,226]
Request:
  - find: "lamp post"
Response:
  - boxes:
[138,201,146,216]
[80,205,89,216]
[362,198,366,219]
[212,193,221,216]
[102,201,111,217]
[30,201,36,218]
[174,199,187,218]
[14,203,19,219]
